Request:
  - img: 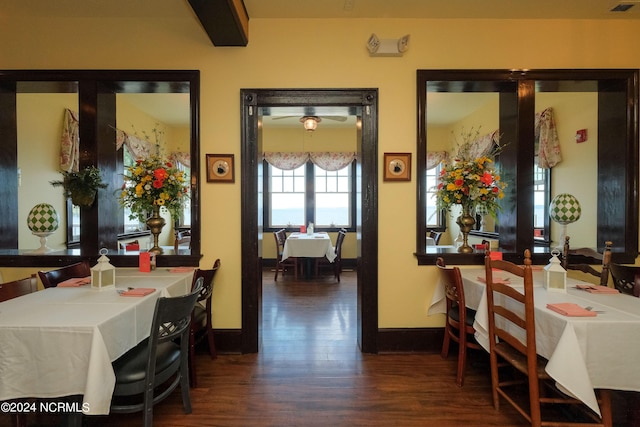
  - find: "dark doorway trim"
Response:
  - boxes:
[240,89,379,354]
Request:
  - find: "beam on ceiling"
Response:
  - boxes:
[188,0,249,47]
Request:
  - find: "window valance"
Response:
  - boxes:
[263,152,356,171]
[60,109,191,170]
[426,151,448,170]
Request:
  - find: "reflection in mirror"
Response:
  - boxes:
[0,70,200,267]
[416,69,638,265]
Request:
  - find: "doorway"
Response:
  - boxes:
[240,89,379,354]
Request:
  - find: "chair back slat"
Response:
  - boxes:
[563,236,612,286]
[609,262,640,297]
[0,274,38,302]
[38,261,91,288]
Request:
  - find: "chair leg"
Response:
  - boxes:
[274,261,279,281]
[597,389,612,427]
[13,414,26,427]
[456,333,467,387]
[441,324,451,359]
[189,330,197,388]
[206,316,217,359]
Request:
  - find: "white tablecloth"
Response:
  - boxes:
[282,232,336,263]
[0,268,194,415]
[429,267,640,416]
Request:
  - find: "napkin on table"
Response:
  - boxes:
[575,284,619,294]
[169,267,194,273]
[58,277,91,287]
[546,302,597,317]
[120,288,156,297]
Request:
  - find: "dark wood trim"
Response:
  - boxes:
[241,88,379,354]
[377,328,444,353]
[188,0,249,47]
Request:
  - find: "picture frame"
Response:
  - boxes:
[206,154,235,183]
[383,152,411,181]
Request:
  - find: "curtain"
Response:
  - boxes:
[426,151,447,170]
[263,152,356,171]
[60,108,80,172]
[536,107,562,169]
[170,151,191,168]
[467,129,500,159]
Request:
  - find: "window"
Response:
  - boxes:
[266,161,354,230]
[122,147,145,233]
[533,157,550,241]
[425,164,442,228]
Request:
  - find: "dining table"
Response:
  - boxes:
[429,266,640,417]
[281,232,335,278]
[0,267,194,416]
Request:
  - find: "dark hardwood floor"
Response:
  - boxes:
[3,268,635,426]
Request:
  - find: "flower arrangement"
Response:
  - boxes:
[119,155,188,221]
[435,127,507,218]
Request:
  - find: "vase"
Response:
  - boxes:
[456,206,476,254]
[147,206,166,255]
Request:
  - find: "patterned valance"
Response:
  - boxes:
[426,151,448,170]
[61,109,190,170]
[263,152,356,171]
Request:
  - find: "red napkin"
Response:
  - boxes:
[546,303,597,317]
[575,284,619,294]
[58,277,91,287]
[120,288,155,297]
[125,243,140,251]
[169,267,194,273]
[477,276,510,285]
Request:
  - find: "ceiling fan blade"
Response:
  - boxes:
[271,116,298,120]
[320,116,348,122]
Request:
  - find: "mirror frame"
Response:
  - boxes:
[0,70,201,267]
[415,69,639,265]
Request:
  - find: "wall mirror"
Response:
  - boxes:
[416,69,638,265]
[0,70,201,267]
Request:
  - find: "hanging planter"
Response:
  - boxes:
[50,166,108,208]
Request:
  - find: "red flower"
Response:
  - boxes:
[152,179,163,189]
[153,168,168,180]
[166,162,173,168]
[492,186,499,193]
[454,178,464,187]
[437,183,444,190]
[480,172,493,186]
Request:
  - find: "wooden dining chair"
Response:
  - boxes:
[562,236,612,286]
[608,262,640,297]
[37,260,91,288]
[188,259,221,387]
[485,246,612,427]
[110,278,203,427]
[315,230,346,282]
[0,274,38,303]
[436,257,481,387]
[174,229,192,253]
[273,229,299,280]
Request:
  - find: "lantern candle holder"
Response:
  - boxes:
[91,248,116,290]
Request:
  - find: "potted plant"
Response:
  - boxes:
[50,166,108,208]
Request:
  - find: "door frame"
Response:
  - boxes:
[240,88,379,353]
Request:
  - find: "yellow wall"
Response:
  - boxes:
[2,15,640,329]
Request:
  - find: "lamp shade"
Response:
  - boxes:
[27,203,60,233]
[549,193,581,225]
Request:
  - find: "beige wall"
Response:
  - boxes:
[2,15,640,329]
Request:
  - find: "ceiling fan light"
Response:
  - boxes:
[300,116,320,131]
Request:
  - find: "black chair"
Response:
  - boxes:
[562,236,612,286]
[609,263,640,297]
[110,277,203,427]
[273,229,299,280]
[189,259,221,387]
[315,230,346,282]
[37,261,91,288]
[428,230,443,245]
[436,257,481,386]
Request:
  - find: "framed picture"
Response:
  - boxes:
[206,154,235,183]
[383,152,411,181]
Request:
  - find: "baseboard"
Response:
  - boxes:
[376,328,444,353]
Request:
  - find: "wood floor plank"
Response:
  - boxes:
[1,269,633,426]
